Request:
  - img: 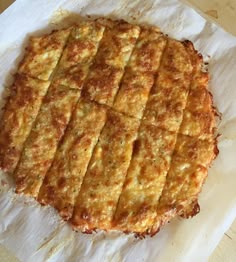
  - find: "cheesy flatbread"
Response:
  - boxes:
[180,75,215,138]
[52,64,89,90]
[0,18,218,237]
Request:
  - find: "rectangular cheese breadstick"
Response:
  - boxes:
[53,22,105,90]
[113,125,177,234]
[179,88,216,139]
[113,27,167,118]
[14,84,80,198]
[70,110,140,232]
[152,134,218,233]
[143,39,193,132]
[178,40,216,139]
[0,74,50,173]
[38,99,107,220]
[82,20,140,106]
[18,28,71,80]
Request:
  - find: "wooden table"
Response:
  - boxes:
[0,0,235,261]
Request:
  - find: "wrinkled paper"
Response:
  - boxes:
[0,0,236,261]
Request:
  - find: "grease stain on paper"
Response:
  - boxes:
[49,8,85,27]
[205,9,219,19]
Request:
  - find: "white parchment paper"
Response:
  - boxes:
[0,0,236,261]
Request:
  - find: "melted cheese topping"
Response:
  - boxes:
[180,110,215,139]
[153,134,217,231]
[127,27,165,73]
[0,75,50,173]
[58,22,105,69]
[38,99,107,220]
[70,111,140,232]
[82,64,123,106]
[93,20,140,68]
[53,64,89,90]
[180,75,215,139]
[18,28,71,80]
[143,39,193,132]
[113,27,167,118]
[14,85,80,197]
[113,71,154,118]
[113,125,177,233]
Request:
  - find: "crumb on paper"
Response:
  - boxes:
[49,8,84,27]
[1,179,8,187]
[205,10,219,19]
[45,237,73,261]
[50,8,71,25]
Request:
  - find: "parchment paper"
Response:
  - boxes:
[0,0,236,261]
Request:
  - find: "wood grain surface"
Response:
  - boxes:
[0,0,235,261]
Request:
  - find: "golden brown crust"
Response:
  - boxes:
[0,74,50,173]
[38,99,107,220]
[143,39,193,132]
[113,125,177,234]
[70,111,140,232]
[14,85,80,198]
[18,28,71,80]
